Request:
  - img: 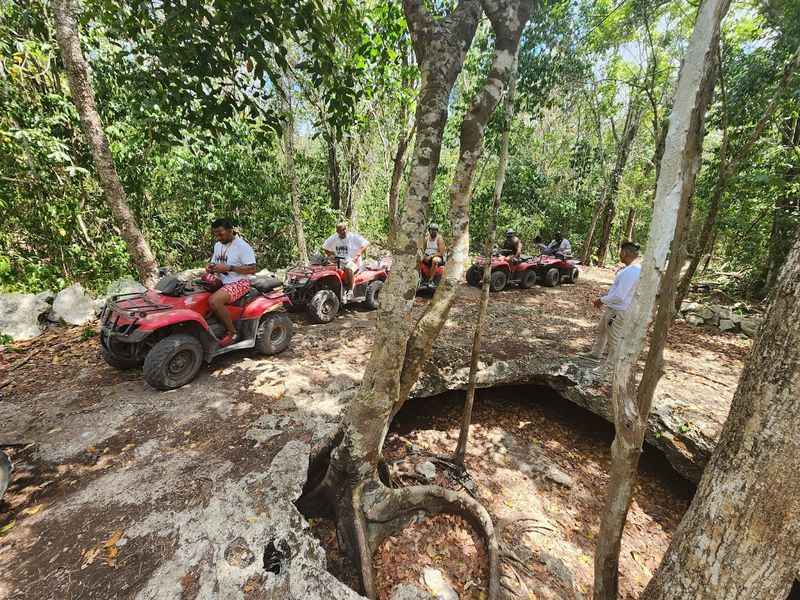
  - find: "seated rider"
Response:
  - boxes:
[206,218,257,348]
[533,235,548,253]
[544,232,572,257]
[323,222,369,300]
[501,229,523,261]
[421,223,446,283]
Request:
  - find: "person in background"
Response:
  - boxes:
[323,222,369,299]
[584,241,642,364]
[207,218,257,347]
[421,223,446,283]
[544,232,572,256]
[533,235,547,253]
[501,229,523,258]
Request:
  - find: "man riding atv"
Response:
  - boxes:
[323,222,369,300]
[420,223,446,285]
[207,218,257,347]
[501,229,523,261]
[543,232,572,257]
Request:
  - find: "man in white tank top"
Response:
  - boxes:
[421,223,446,283]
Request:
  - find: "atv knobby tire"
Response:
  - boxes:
[365,280,383,310]
[466,265,482,287]
[100,336,142,370]
[565,267,579,284]
[542,267,560,287]
[143,333,204,390]
[519,269,537,289]
[256,313,293,355]
[309,289,340,323]
[490,270,508,292]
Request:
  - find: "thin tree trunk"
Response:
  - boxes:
[455,52,518,465]
[642,231,800,600]
[388,118,415,249]
[595,103,642,265]
[592,0,729,597]
[623,208,636,241]
[52,0,158,286]
[280,83,309,265]
[326,134,342,211]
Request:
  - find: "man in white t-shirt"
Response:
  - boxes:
[323,222,369,298]
[206,218,257,347]
[544,232,572,257]
[585,241,641,363]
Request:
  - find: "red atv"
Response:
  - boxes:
[465,251,580,291]
[417,258,445,293]
[284,255,391,323]
[99,275,293,390]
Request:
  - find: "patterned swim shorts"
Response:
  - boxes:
[221,279,251,302]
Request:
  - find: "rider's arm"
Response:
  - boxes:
[229,264,257,275]
[354,242,369,257]
[515,240,523,256]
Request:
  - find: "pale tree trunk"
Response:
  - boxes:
[675,44,800,309]
[642,230,800,599]
[455,52,518,465]
[52,0,158,286]
[298,3,532,599]
[592,0,730,597]
[593,102,642,265]
[279,79,309,265]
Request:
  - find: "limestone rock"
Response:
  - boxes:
[0,292,51,340]
[680,301,700,313]
[49,284,95,326]
[176,267,205,282]
[415,461,436,482]
[739,315,763,338]
[697,306,715,321]
[719,319,736,332]
[685,314,705,326]
[105,278,146,297]
[422,568,458,600]
[391,583,435,600]
[711,305,733,320]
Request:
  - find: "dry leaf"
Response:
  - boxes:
[104,529,124,547]
[81,546,100,569]
[0,520,16,536]
[22,504,45,516]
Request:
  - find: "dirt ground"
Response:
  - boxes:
[0,267,749,599]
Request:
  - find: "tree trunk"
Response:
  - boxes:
[642,230,800,600]
[594,102,642,265]
[623,207,636,241]
[387,117,415,249]
[298,3,532,598]
[455,52,518,464]
[280,80,309,265]
[52,0,158,286]
[592,0,729,597]
[326,134,342,212]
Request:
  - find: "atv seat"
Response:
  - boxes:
[252,276,282,293]
[233,288,262,307]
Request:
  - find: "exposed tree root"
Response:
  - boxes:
[358,479,501,599]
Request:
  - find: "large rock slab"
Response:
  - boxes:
[49,283,95,326]
[0,292,51,340]
[412,354,713,483]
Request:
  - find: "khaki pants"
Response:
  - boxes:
[590,307,626,364]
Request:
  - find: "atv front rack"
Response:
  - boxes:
[101,293,172,336]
